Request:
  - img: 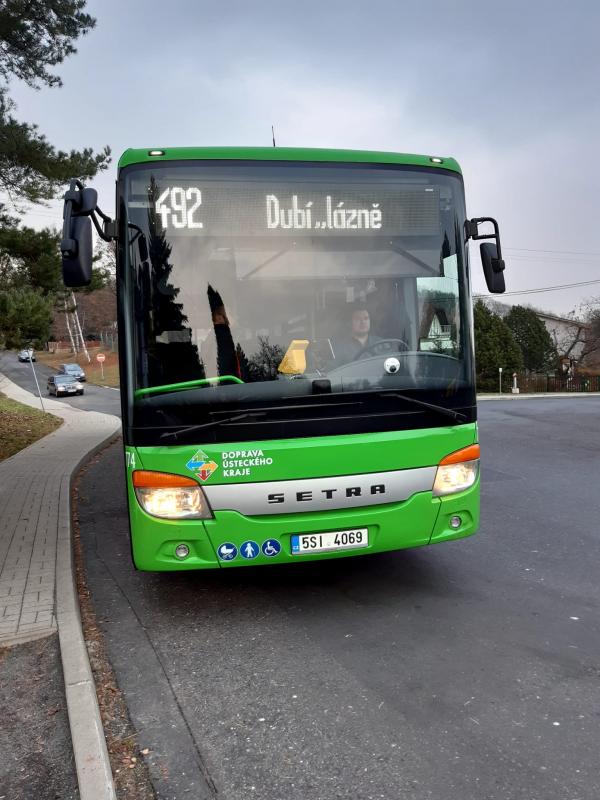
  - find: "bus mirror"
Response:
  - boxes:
[62,216,93,286]
[480,243,505,294]
[74,187,98,216]
[467,216,506,295]
[63,183,98,217]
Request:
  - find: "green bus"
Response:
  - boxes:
[61,147,506,570]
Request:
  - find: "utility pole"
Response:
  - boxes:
[27,348,45,412]
[71,291,90,363]
[63,294,77,353]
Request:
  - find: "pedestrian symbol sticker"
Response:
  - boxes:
[262,539,281,557]
[240,540,260,560]
[217,542,237,561]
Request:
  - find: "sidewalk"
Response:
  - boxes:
[0,371,120,799]
[0,374,120,644]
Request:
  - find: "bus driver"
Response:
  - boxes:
[330,307,381,364]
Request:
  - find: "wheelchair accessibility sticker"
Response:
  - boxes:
[262,539,281,557]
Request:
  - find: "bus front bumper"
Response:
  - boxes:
[128,481,480,571]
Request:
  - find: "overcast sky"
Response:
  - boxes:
[7,0,600,315]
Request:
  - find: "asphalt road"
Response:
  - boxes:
[76,397,600,800]
[0,350,121,417]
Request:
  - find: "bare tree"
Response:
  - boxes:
[94,238,117,292]
[545,300,600,369]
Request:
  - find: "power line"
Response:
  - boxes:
[475,278,600,298]
[504,246,600,257]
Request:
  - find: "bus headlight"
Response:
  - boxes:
[133,470,212,519]
[432,445,480,497]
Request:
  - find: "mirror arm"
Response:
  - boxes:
[468,217,503,254]
[464,219,479,240]
[93,203,118,241]
[88,207,117,242]
[94,203,112,224]
[104,219,118,239]
[466,216,505,272]
[61,179,118,244]
[89,211,110,242]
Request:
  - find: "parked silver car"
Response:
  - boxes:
[47,375,84,396]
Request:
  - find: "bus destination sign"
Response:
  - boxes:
[150,184,440,237]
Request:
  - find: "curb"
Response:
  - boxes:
[477,392,600,400]
[57,433,121,800]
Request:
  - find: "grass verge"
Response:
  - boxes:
[0,393,62,461]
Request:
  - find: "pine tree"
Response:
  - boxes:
[0,1,111,349]
[0,219,110,350]
[474,301,523,391]
[0,0,110,204]
[0,0,95,88]
[0,223,63,294]
[505,305,556,372]
[0,286,54,348]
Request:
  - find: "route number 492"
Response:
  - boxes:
[156,187,203,230]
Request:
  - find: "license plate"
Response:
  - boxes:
[291,529,368,555]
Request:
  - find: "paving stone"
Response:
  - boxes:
[1,610,21,621]
[0,626,18,637]
[18,622,56,633]
[22,604,54,617]
[1,603,22,617]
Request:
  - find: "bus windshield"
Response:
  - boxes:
[122,161,474,444]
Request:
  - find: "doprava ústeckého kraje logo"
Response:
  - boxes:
[186,449,218,481]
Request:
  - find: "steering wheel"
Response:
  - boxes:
[353,338,409,360]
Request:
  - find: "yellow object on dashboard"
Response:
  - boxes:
[278,339,310,374]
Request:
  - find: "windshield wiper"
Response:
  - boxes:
[377,391,467,422]
[157,399,365,441]
[159,412,265,441]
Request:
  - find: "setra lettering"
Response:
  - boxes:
[321,488,338,499]
[265,484,387,504]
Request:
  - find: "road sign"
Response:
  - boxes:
[96,353,106,362]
